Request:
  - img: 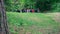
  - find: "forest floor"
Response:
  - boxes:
[6,12,60,34]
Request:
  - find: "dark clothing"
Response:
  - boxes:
[30,9,32,12]
[35,9,38,13]
[17,10,20,13]
[22,9,26,13]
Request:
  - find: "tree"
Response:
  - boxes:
[35,0,57,12]
[0,0,9,34]
[4,0,59,12]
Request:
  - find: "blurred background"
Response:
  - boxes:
[4,0,60,13]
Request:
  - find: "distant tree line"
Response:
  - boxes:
[4,0,60,12]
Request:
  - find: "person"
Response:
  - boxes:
[37,8,40,13]
[30,9,32,13]
[27,8,30,13]
[17,10,20,13]
[22,9,25,13]
[24,8,27,13]
[32,9,35,13]
[35,9,38,13]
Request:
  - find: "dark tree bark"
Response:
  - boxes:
[0,0,9,34]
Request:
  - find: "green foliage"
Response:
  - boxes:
[4,0,60,12]
[35,0,57,11]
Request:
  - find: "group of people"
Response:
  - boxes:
[17,8,40,13]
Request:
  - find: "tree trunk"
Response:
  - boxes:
[0,0,9,34]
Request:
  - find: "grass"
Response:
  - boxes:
[6,12,60,34]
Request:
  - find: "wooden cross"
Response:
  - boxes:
[0,0,9,34]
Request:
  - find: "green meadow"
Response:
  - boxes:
[7,12,60,34]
